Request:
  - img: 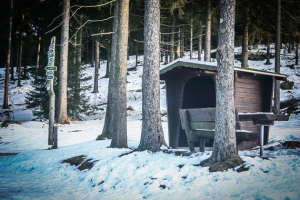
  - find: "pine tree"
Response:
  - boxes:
[201,0,242,169]
[57,0,70,124]
[110,0,130,148]
[138,0,166,151]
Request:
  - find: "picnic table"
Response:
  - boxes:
[180,108,289,156]
[238,113,289,156]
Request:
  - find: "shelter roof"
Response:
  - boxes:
[160,59,287,80]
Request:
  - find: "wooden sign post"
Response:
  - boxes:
[46,36,57,148]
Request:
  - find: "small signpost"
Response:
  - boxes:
[46,36,58,149]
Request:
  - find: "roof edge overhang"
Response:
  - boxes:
[160,59,287,80]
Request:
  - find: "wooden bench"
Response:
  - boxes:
[179,107,257,152]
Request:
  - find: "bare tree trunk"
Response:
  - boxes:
[180,28,184,58]
[198,21,203,61]
[190,16,193,60]
[241,7,249,68]
[296,43,299,66]
[274,0,281,114]
[204,0,211,62]
[175,27,180,59]
[93,41,99,93]
[265,40,272,65]
[138,0,166,151]
[36,35,42,72]
[17,13,25,87]
[17,34,23,87]
[91,38,95,67]
[57,0,70,124]
[164,35,169,63]
[103,50,110,78]
[170,14,175,62]
[211,0,237,162]
[3,0,13,109]
[135,45,138,68]
[110,0,129,148]
[98,1,119,140]
[74,27,82,119]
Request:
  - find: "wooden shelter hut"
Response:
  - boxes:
[160,59,287,150]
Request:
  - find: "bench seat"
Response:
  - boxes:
[179,108,257,152]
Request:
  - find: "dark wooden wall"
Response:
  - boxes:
[234,73,273,147]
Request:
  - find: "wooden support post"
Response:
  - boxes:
[260,125,264,157]
[199,139,205,152]
[46,36,56,147]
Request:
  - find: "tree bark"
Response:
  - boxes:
[36,35,42,73]
[175,27,180,59]
[180,28,184,58]
[170,14,175,62]
[204,0,211,62]
[93,41,99,93]
[274,0,281,114]
[190,15,193,60]
[138,0,166,151]
[212,0,237,162]
[164,35,169,63]
[99,1,119,140]
[198,21,203,61]
[3,0,13,109]
[241,7,249,68]
[57,0,70,124]
[110,0,129,148]
[265,41,272,65]
[296,43,299,66]
[17,32,23,87]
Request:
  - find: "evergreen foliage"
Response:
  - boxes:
[25,57,95,121]
[67,54,94,120]
[25,69,49,119]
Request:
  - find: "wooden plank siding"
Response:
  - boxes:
[235,75,263,134]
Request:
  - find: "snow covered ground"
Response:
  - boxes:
[0,47,300,199]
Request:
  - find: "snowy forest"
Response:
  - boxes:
[0,0,300,199]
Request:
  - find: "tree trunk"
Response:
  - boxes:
[241,7,249,68]
[274,0,281,114]
[175,27,180,59]
[135,45,138,68]
[91,38,95,67]
[57,0,70,124]
[180,28,184,58]
[3,0,13,109]
[99,1,119,140]
[190,15,193,60]
[36,35,42,73]
[17,13,25,87]
[17,34,23,87]
[110,0,129,148]
[74,27,82,119]
[160,33,164,61]
[93,41,99,93]
[265,41,272,65]
[138,0,166,151]
[204,0,211,62]
[198,21,203,61]
[103,50,110,78]
[295,43,299,66]
[164,35,169,63]
[170,14,175,62]
[212,0,237,162]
